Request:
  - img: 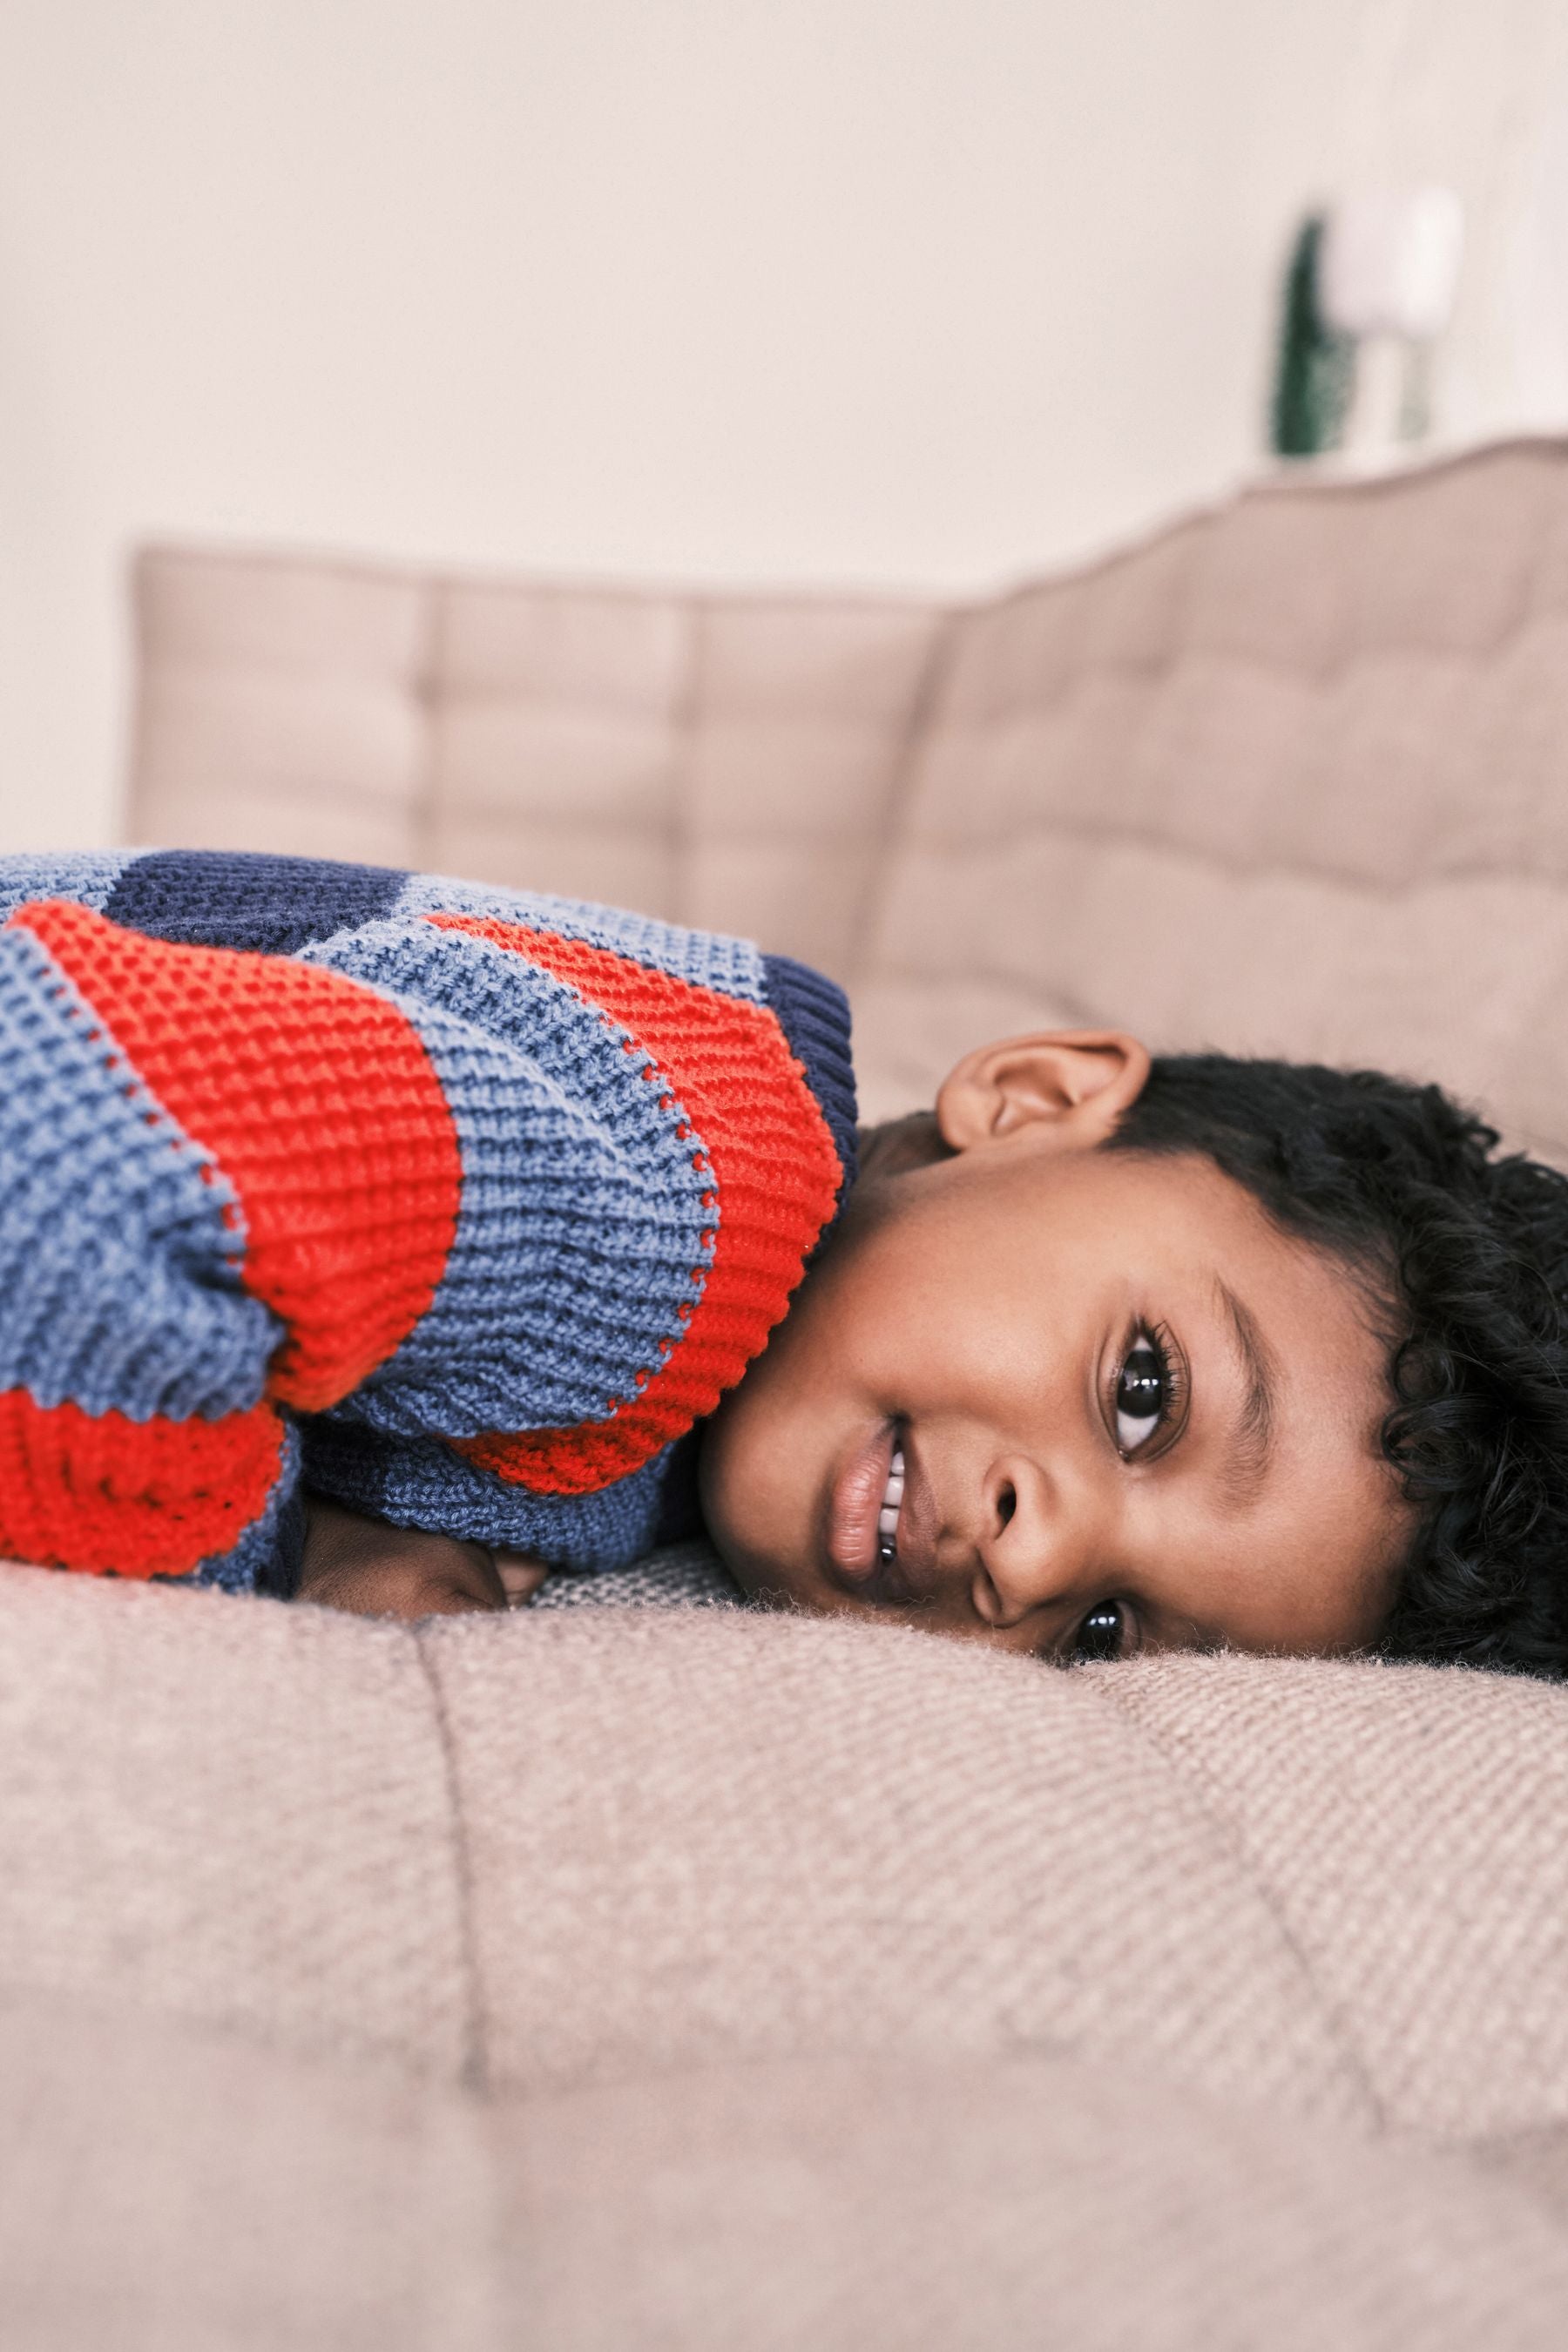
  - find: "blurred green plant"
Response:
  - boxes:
[1271,215,1356,459]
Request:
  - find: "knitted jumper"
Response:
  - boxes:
[0,850,856,1592]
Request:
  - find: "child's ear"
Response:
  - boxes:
[935,1031,1152,1154]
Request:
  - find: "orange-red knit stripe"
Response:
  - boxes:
[0,1390,285,1578]
[11,900,463,1411]
[429,914,842,1495]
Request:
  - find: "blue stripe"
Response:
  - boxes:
[0,850,134,924]
[395,873,766,1003]
[300,917,713,1437]
[301,1419,669,1568]
[0,923,281,1419]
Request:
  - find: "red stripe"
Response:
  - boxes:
[429,914,842,1496]
[10,900,463,1411]
[0,1390,285,1578]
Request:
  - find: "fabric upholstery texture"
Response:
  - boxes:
[6,1997,1568,2352]
[2,1565,1565,2145]
[2,1563,1566,2344]
[133,438,1568,1158]
[132,557,939,988]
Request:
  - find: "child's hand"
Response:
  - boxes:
[297,1496,548,1620]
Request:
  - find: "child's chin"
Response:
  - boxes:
[707,1531,808,1613]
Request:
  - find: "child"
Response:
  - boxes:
[3,850,1564,1678]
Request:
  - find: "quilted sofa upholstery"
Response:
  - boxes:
[9,437,1559,2342]
[3,1566,1567,2349]
[133,436,1568,1159]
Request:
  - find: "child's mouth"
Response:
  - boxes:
[823,1422,931,1607]
[824,1420,901,1585]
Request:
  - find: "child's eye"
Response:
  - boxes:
[1113,1327,1179,1456]
[1068,1600,1129,1663]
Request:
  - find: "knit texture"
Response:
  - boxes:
[429,911,844,1494]
[0,851,854,1585]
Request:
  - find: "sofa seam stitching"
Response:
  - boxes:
[1087,1676,1389,2132]
[839,604,964,983]
[669,598,705,929]
[410,580,443,871]
[876,807,1568,904]
[414,1628,490,2096]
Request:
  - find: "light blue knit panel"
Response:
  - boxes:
[0,923,282,1418]
[393,874,766,1004]
[301,1418,670,1567]
[298,917,713,1437]
[0,850,135,925]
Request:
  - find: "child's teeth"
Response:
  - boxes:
[877,1447,905,1544]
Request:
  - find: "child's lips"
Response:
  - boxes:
[824,1421,897,1585]
[822,1422,938,1603]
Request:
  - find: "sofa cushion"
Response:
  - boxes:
[3,1989,1565,2352]
[1,1563,1564,2142]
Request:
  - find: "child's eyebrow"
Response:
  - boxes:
[1214,1279,1277,1503]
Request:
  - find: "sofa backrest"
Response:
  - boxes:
[855,440,1568,1161]
[128,437,1568,1159]
[129,548,940,989]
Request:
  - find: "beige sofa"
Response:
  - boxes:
[5,441,1568,2347]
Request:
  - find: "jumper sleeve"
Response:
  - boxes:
[0,879,851,1583]
[0,895,467,1582]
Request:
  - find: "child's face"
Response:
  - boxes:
[700,1036,1416,1665]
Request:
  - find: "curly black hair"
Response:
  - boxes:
[1106,1056,1568,1679]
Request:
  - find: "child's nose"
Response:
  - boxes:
[972,1455,1098,1628]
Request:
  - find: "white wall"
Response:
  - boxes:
[1330,0,1568,440]
[0,0,1452,849]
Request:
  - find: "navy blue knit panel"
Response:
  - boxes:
[761,953,858,1200]
[106,850,407,956]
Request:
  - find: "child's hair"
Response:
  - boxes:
[1108,1057,1568,1680]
